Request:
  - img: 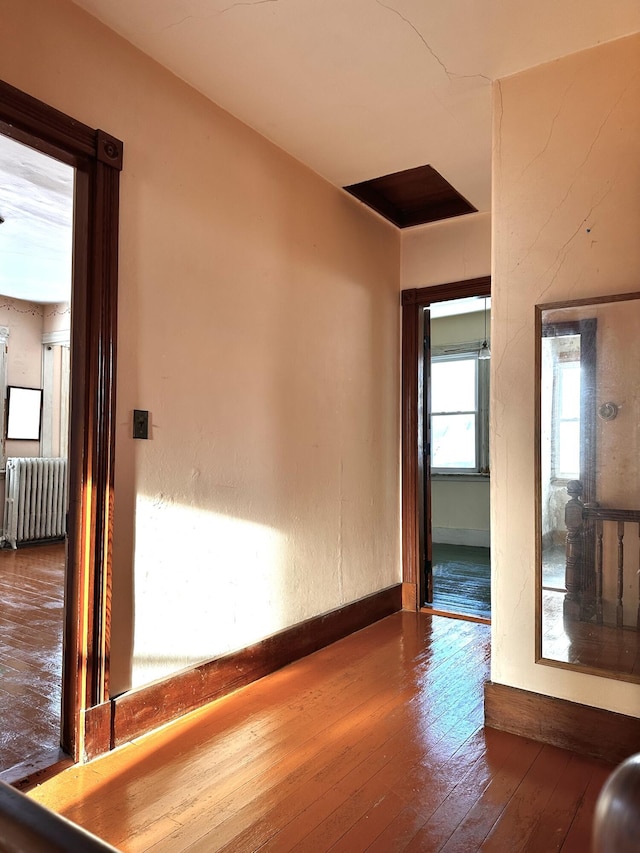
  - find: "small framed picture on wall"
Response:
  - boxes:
[6,386,43,440]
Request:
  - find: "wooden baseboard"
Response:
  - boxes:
[402,582,417,610]
[82,702,113,762]
[432,527,490,548]
[111,584,402,746]
[422,606,490,626]
[484,681,640,765]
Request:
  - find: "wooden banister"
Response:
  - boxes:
[584,506,640,524]
[563,479,585,622]
[0,781,119,852]
[565,482,640,629]
[593,753,640,853]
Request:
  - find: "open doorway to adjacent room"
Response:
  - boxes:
[0,132,73,778]
[420,290,491,622]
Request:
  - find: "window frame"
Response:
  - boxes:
[551,356,581,482]
[430,344,490,476]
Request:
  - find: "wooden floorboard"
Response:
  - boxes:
[27,612,613,852]
[430,544,491,620]
[520,752,595,852]
[0,543,65,777]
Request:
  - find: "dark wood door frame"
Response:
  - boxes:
[0,79,122,762]
[401,277,491,610]
[536,315,597,638]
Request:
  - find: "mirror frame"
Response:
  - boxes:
[535,291,640,683]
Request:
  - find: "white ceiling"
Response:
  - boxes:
[0,134,74,304]
[70,0,640,212]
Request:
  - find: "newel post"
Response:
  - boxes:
[564,480,585,623]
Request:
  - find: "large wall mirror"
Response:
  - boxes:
[536,292,640,683]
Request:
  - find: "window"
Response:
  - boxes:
[430,349,490,474]
[553,358,580,480]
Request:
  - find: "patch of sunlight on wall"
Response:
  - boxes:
[131,495,285,689]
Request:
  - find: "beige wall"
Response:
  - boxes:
[43,303,71,458]
[401,212,491,290]
[1,297,42,388]
[0,297,43,459]
[432,479,490,545]
[430,310,489,349]
[43,303,71,337]
[0,0,401,692]
[492,33,640,715]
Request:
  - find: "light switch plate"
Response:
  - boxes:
[133,409,149,439]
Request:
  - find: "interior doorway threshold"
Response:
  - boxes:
[0,749,70,791]
[421,605,491,626]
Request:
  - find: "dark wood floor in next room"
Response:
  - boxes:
[28,612,612,852]
[430,543,491,620]
[0,543,65,778]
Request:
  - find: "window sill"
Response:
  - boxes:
[432,472,490,482]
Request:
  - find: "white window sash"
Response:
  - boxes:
[431,344,490,475]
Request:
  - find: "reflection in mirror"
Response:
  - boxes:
[537,293,640,682]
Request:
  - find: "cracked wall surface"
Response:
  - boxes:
[401,212,491,290]
[491,32,640,716]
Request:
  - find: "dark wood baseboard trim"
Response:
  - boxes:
[484,681,640,765]
[111,584,402,746]
[82,701,114,761]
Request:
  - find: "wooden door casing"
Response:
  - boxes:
[401,277,491,609]
[0,79,121,763]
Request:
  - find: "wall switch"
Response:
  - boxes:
[133,409,149,439]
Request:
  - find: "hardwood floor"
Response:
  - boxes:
[541,543,640,674]
[28,612,612,852]
[0,543,65,778]
[429,544,491,621]
[542,589,640,675]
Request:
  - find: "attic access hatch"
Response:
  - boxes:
[344,163,476,228]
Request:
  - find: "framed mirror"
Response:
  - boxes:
[536,292,640,683]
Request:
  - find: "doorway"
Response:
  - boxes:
[0,133,73,777]
[0,78,121,777]
[401,276,491,618]
[425,296,491,621]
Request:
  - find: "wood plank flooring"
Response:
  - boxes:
[0,543,65,777]
[541,543,640,674]
[542,589,640,675]
[28,612,613,852]
[430,544,491,620]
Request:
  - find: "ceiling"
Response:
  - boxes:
[0,134,73,304]
[70,0,640,214]
[1,2,639,304]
